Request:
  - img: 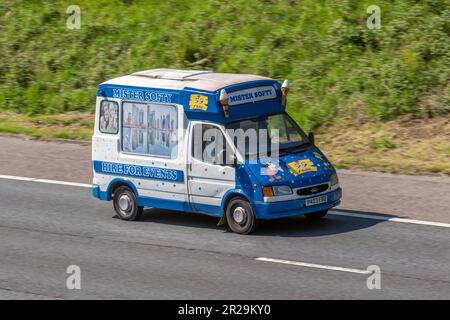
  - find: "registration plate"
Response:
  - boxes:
[305,195,328,207]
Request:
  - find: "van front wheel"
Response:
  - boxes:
[226,197,257,235]
[113,186,143,221]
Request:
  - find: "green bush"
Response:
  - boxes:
[0,0,449,131]
[372,137,397,151]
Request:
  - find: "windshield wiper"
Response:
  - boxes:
[279,142,312,155]
[242,141,312,158]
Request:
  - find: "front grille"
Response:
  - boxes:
[297,183,329,196]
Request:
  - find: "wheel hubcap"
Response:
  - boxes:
[118,194,132,212]
[233,207,247,224]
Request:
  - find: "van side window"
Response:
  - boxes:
[122,101,178,159]
[192,124,233,166]
[99,100,119,134]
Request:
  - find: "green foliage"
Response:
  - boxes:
[1,0,449,130]
[371,137,397,151]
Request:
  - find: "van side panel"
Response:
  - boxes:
[92,98,189,208]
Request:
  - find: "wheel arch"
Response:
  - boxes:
[217,190,253,226]
[106,178,139,201]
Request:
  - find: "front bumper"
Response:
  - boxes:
[253,187,342,219]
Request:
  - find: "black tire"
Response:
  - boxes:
[305,210,328,220]
[113,186,143,221]
[226,197,257,235]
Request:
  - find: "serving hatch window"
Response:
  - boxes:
[99,100,119,134]
[122,101,178,158]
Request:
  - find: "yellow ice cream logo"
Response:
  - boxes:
[189,94,208,111]
[287,159,317,176]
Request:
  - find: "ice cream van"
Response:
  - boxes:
[92,69,342,234]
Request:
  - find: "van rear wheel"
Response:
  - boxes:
[226,197,257,235]
[304,210,328,220]
[113,186,143,221]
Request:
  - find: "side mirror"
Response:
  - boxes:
[215,149,238,167]
[308,132,315,145]
[232,154,238,167]
[225,153,238,167]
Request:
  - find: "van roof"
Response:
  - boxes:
[102,68,273,92]
[99,69,285,124]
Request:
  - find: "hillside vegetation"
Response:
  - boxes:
[1,0,449,129]
[0,1,449,174]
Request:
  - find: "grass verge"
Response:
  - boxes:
[317,116,450,175]
[0,112,449,175]
[0,112,93,141]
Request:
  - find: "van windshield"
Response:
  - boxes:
[225,113,311,158]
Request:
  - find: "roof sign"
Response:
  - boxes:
[228,86,277,106]
[112,88,174,103]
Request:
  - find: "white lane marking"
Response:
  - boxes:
[34,179,91,188]
[255,257,371,274]
[0,175,91,188]
[0,175,33,182]
[0,174,449,229]
[330,211,450,228]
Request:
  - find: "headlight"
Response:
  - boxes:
[272,185,293,196]
[330,173,339,186]
[262,185,293,197]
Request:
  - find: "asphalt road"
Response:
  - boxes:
[2,135,450,223]
[0,179,449,299]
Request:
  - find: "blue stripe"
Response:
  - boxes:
[98,84,180,104]
[137,195,191,212]
[93,160,184,183]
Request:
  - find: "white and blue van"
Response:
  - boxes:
[92,69,342,234]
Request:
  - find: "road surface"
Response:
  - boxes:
[0,178,449,299]
[0,135,449,299]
